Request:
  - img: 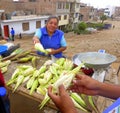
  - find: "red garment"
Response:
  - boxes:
[0,70,5,87]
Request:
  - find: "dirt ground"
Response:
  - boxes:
[13,20,120,62]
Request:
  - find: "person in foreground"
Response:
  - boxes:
[33,15,67,58]
[48,74,120,113]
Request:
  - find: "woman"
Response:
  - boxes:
[33,16,67,58]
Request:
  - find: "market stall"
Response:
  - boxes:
[1,49,119,113]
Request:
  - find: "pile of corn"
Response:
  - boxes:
[7,58,99,113]
[0,56,11,73]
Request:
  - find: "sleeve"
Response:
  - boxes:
[0,70,5,87]
[34,29,42,39]
[60,35,67,47]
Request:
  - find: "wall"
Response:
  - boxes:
[0,16,49,37]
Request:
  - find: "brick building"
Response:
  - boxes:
[79,3,95,21]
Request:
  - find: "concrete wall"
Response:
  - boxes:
[0,16,49,37]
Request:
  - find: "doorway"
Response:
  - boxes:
[3,25,9,37]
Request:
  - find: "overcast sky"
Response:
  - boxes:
[80,0,120,8]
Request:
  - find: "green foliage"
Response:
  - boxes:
[63,24,73,33]
[100,15,107,23]
[73,22,90,35]
[74,29,91,35]
[87,22,104,30]
[77,22,87,31]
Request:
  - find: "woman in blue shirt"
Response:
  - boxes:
[33,16,67,58]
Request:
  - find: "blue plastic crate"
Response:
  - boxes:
[0,45,8,55]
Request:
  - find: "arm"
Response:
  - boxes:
[70,75,120,100]
[50,47,67,55]
[48,85,77,113]
[98,82,120,99]
[33,29,42,44]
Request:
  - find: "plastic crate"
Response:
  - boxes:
[0,45,8,55]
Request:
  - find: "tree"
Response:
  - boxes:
[100,15,107,24]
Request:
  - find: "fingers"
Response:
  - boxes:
[59,84,66,96]
[48,86,57,101]
[73,74,90,86]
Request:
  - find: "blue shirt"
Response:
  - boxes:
[10,29,15,35]
[34,27,67,58]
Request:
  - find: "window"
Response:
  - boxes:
[58,2,62,9]
[22,22,29,31]
[75,13,78,18]
[63,3,65,9]
[36,21,41,28]
[58,16,61,20]
[45,20,47,24]
[29,0,36,2]
[76,4,79,8]
[66,3,69,9]
[64,15,67,20]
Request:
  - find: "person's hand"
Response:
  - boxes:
[48,85,77,113]
[70,75,100,96]
[33,36,40,44]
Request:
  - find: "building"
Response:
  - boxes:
[113,7,120,20]
[0,15,49,37]
[79,3,95,22]
[69,0,81,28]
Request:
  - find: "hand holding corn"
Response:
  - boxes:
[48,85,78,113]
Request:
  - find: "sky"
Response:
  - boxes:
[80,0,120,8]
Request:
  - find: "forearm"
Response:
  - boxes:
[51,47,66,54]
[98,82,120,99]
[61,108,77,113]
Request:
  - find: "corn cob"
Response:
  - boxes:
[26,76,35,89]
[38,65,47,74]
[39,92,50,109]
[45,48,52,53]
[70,96,89,112]
[70,63,84,74]
[63,59,74,70]
[44,70,53,82]
[6,77,17,86]
[13,75,24,92]
[23,67,35,77]
[88,96,99,113]
[16,56,33,63]
[34,43,47,54]
[1,66,8,74]
[11,48,23,55]
[55,58,65,66]
[31,56,39,68]
[38,78,47,85]
[0,60,11,68]
[53,73,74,92]
[49,65,58,78]
[37,86,46,95]
[70,93,87,108]
[38,73,45,78]
[44,60,53,66]
[23,76,30,83]
[11,68,20,79]
[18,65,32,70]
[11,50,31,61]
[29,79,39,95]
[33,70,40,78]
